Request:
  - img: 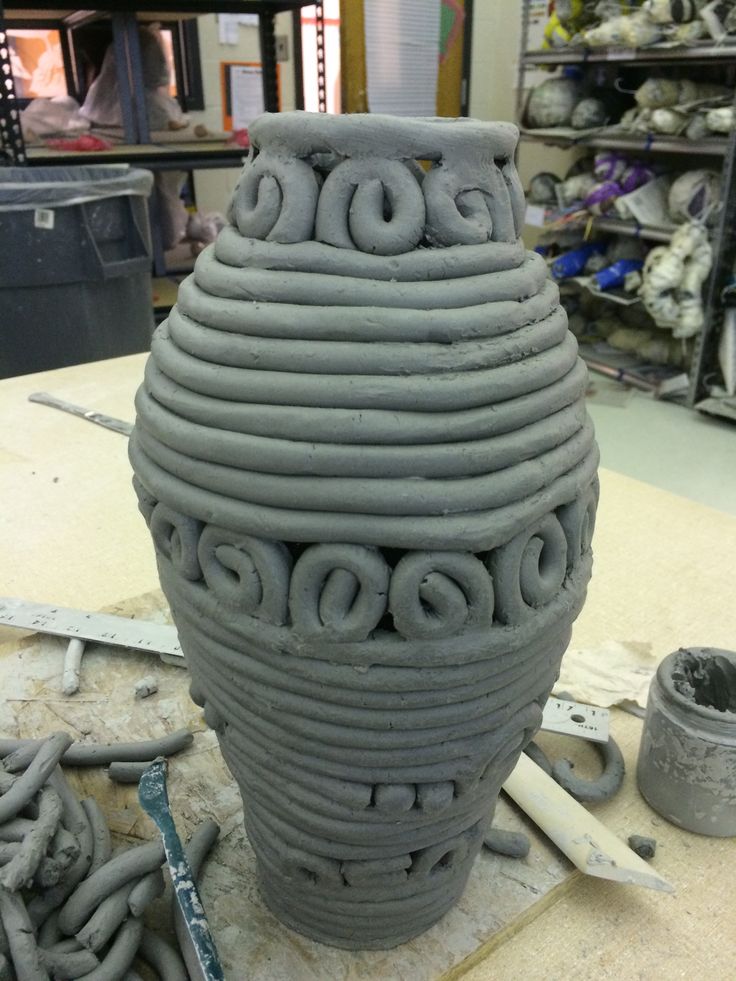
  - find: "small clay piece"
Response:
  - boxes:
[127,867,165,916]
[80,800,111,876]
[75,882,136,952]
[0,733,73,824]
[39,944,99,978]
[628,834,657,859]
[57,840,165,935]
[107,762,153,785]
[0,887,48,981]
[524,741,554,775]
[139,929,188,981]
[49,827,81,873]
[550,735,626,804]
[133,676,158,700]
[131,110,599,948]
[0,730,194,770]
[61,639,86,697]
[483,827,531,859]
[76,916,143,980]
[0,785,62,891]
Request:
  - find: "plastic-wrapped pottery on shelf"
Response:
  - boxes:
[130,111,599,950]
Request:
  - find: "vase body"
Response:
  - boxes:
[130,112,599,949]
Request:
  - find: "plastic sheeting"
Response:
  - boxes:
[0,166,153,211]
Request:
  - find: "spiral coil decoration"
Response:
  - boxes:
[131,111,599,950]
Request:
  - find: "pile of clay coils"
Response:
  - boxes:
[0,729,217,980]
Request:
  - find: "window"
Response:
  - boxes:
[8,29,68,100]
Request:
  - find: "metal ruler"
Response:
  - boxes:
[0,597,610,740]
[541,696,609,744]
[0,597,183,666]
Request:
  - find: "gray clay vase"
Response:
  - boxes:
[130,112,599,950]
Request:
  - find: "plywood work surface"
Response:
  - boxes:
[1,353,736,978]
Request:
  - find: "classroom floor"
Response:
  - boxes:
[585,376,736,517]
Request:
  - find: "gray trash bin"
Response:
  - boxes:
[0,165,155,378]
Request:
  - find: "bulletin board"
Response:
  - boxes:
[220,61,281,131]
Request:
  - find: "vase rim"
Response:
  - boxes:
[249,111,519,161]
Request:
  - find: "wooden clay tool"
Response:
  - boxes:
[503,752,674,893]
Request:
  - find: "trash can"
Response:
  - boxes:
[0,165,155,378]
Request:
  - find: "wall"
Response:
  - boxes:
[189,13,296,215]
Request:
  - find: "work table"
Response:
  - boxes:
[1,354,735,979]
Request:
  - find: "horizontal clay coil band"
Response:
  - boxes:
[135,388,589,478]
[175,275,560,344]
[173,586,575,704]
[132,419,593,515]
[147,326,580,412]
[214,226,525,280]
[142,357,588,446]
[159,552,591,671]
[131,436,599,552]
[165,304,569,376]
[193,247,548,310]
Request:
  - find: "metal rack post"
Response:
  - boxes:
[291,7,305,110]
[315,0,326,112]
[259,11,280,112]
[110,11,139,143]
[688,92,736,405]
[0,2,27,164]
[460,0,474,117]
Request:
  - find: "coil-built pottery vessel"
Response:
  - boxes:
[130,112,599,949]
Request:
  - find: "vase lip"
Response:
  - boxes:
[249,111,520,161]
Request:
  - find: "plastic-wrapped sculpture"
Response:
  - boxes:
[130,112,599,949]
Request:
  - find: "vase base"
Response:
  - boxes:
[257,867,468,950]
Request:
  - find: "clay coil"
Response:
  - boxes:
[134,414,591,514]
[143,357,586,446]
[131,436,598,550]
[173,591,574,703]
[194,247,548,310]
[166,303,569,376]
[175,275,560,344]
[214,225,525,279]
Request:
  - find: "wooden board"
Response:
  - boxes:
[2,353,736,977]
[0,590,577,980]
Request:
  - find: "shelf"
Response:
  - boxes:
[580,347,689,398]
[4,0,312,17]
[25,141,248,170]
[520,127,729,156]
[533,208,677,243]
[591,216,676,243]
[522,42,736,67]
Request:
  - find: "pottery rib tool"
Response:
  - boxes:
[29,391,133,436]
[503,752,674,893]
[139,759,225,981]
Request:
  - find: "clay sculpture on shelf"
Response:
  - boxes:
[130,111,599,950]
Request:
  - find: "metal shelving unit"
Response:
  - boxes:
[0,1,324,274]
[591,216,676,243]
[522,41,736,67]
[517,0,736,407]
[520,127,729,156]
